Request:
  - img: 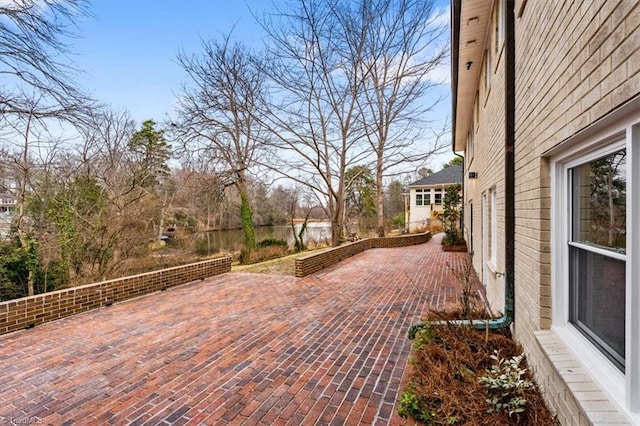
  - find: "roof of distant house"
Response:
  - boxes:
[408,164,463,187]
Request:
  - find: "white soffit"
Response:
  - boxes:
[455,0,492,151]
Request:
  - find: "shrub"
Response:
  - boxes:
[397,385,435,424]
[240,242,289,265]
[478,350,534,417]
[257,238,288,249]
[392,213,405,228]
[442,184,462,245]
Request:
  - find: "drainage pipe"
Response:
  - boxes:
[409,0,515,337]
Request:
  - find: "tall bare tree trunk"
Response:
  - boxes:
[376,154,385,237]
[15,111,36,296]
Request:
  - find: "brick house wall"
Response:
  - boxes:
[455,0,640,423]
[512,1,639,423]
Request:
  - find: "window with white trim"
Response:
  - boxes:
[484,51,491,95]
[415,189,430,206]
[551,111,639,417]
[490,188,497,264]
[494,0,505,55]
[474,92,480,133]
[434,188,442,205]
[569,147,626,370]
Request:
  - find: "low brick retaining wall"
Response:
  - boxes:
[0,256,232,335]
[294,232,431,277]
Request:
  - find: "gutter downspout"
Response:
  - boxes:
[502,0,516,328]
[409,0,515,337]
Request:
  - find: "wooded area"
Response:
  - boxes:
[0,0,448,301]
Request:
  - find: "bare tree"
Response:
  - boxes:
[0,0,91,120]
[73,108,157,280]
[173,155,229,231]
[173,34,268,252]
[0,94,79,295]
[257,0,372,246]
[349,0,449,236]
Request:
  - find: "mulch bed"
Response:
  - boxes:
[399,311,559,425]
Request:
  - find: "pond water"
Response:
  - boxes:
[198,221,333,254]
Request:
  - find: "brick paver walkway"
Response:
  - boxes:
[0,234,482,425]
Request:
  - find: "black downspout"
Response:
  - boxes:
[503,0,516,326]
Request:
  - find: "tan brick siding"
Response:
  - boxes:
[465,8,507,314]
[0,257,231,335]
[511,0,639,424]
[514,0,640,335]
[461,0,639,423]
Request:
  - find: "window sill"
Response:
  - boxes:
[534,330,633,424]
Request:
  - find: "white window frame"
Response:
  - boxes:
[482,192,488,285]
[484,51,491,97]
[550,109,640,419]
[415,189,424,206]
[495,0,505,57]
[414,189,431,207]
[434,188,442,205]
[490,188,497,266]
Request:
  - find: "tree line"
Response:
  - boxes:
[0,0,447,300]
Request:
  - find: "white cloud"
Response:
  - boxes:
[429,5,451,30]
[426,60,451,85]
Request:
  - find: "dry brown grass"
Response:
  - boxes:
[401,311,558,425]
[232,248,329,275]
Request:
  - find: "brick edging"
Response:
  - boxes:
[294,232,431,277]
[0,256,232,336]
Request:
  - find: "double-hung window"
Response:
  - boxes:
[415,189,423,206]
[415,189,430,206]
[551,108,639,417]
[434,189,442,205]
[568,147,626,371]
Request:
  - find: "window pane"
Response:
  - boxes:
[571,149,626,252]
[569,245,625,371]
[434,190,442,204]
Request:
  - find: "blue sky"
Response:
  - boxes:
[74,1,273,123]
[72,0,454,168]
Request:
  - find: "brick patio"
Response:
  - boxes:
[0,234,482,425]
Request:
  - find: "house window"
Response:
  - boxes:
[483,188,497,267]
[484,50,491,95]
[552,110,639,415]
[569,149,626,370]
[490,188,497,264]
[494,0,505,56]
[468,127,475,160]
[415,189,430,206]
[434,189,442,205]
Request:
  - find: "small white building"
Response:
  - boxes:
[0,192,17,239]
[405,165,462,232]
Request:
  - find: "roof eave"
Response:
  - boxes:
[451,0,493,152]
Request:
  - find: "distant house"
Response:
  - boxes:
[406,164,462,232]
[0,191,17,238]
